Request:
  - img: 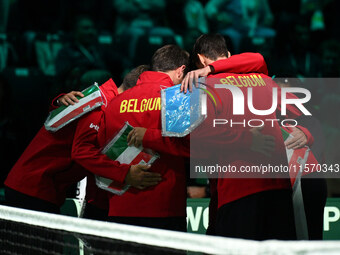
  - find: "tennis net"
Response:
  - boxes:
[1,204,340,255]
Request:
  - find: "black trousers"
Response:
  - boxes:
[215,189,297,240]
[4,186,60,214]
[301,176,327,240]
[108,216,187,232]
[82,202,109,221]
[3,187,62,254]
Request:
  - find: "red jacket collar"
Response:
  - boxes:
[137,71,174,88]
[99,78,118,106]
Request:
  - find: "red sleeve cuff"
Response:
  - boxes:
[50,93,66,109]
[115,164,131,184]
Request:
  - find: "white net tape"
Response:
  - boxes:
[1,205,340,255]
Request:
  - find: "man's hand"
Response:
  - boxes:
[125,164,161,189]
[187,186,207,198]
[58,91,84,106]
[180,66,212,93]
[284,126,307,150]
[127,127,147,147]
[250,126,275,157]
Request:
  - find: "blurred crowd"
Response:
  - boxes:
[0,0,339,196]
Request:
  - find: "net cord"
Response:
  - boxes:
[1,205,340,255]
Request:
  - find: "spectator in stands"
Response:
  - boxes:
[165,0,209,52]
[55,15,126,93]
[60,0,114,33]
[268,19,321,78]
[112,0,167,65]
[159,1,208,51]
[320,40,340,77]
[0,0,10,33]
[7,0,64,33]
[267,0,300,48]
[113,0,166,36]
[0,0,18,72]
[0,74,18,189]
[182,0,209,51]
[288,20,322,78]
[322,0,340,41]
[205,0,275,53]
[0,35,18,72]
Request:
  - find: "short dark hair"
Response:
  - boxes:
[151,45,189,72]
[122,65,150,90]
[192,34,228,64]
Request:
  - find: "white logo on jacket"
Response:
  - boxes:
[89,123,99,131]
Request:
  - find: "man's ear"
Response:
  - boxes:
[227,51,231,58]
[197,54,207,67]
[177,65,186,78]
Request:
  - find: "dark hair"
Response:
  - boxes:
[192,34,228,65]
[122,65,150,90]
[151,45,189,72]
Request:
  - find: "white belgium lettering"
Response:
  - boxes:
[214,85,312,116]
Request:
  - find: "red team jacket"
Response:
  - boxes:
[196,69,313,208]
[142,53,269,154]
[141,53,313,209]
[5,79,121,206]
[97,71,187,217]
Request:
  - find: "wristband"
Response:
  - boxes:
[208,65,215,74]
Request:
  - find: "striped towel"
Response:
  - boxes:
[281,127,309,240]
[45,83,103,132]
[96,122,159,195]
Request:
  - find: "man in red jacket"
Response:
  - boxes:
[185,34,313,240]
[94,45,190,231]
[130,34,314,240]
[4,66,159,214]
[127,50,276,235]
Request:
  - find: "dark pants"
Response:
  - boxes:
[108,216,187,232]
[301,177,327,240]
[3,187,62,254]
[216,189,297,240]
[82,202,108,221]
[4,186,60,214]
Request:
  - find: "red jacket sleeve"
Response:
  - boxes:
[210,53,268,75]
[71,109,130,184]
[143,129,190,157]
[143,125,252,158]
[142,93,253,157]
[50,93,65,110]
[190,90,253,149]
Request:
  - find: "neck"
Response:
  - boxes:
[117,86,124,94]
[159,70,174,80]
[216,56,228,61]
